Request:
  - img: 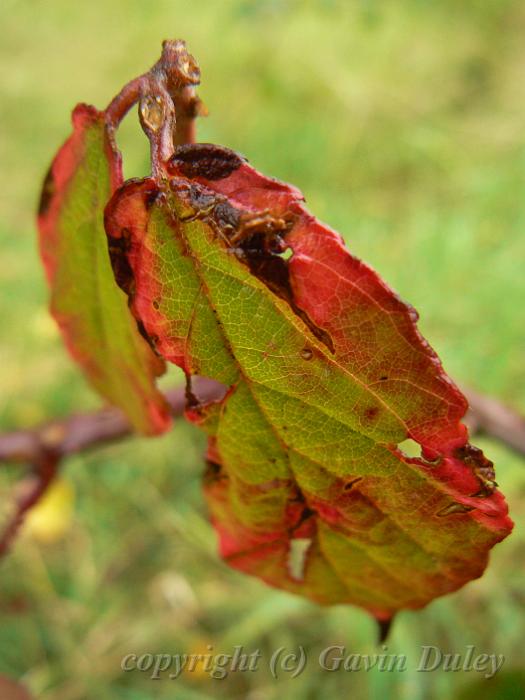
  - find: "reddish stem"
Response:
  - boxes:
[173,86,206,146]
[0,455,59,558]
[104,39,204,170]
[0,379,224,559]
[105,75,146,129]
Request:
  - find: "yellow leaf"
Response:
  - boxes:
[24,477,75,543]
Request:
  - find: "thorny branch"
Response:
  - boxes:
[463,387,525,457]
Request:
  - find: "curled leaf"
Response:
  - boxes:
[37,105,170,434]
[105,143,512,617]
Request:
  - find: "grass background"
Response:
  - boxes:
[1,0,524,698]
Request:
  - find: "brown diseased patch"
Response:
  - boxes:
[38,166,55,217]
[173,180,336,354]
[364,406,380,421]
[145,186,164,210]
[236,229,335,354]
[168,144,245,180]
[454,443,497,496]
[107,227,135,298]
[204,459,227,485]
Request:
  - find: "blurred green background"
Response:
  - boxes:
[1,0,524,698]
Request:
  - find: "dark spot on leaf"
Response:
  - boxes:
[206,460,222,475]
[437,501,474,517]
[204,459,227,485]
[259,477,293,493]
[343,477,363,491]
[295,505,315,528]
[365,406,379,421]
[38,166,55,216]
[145,187,162,209]
[108,228,135,298]
[152,299,160,310]
[379,375,388,381]
[168,143,245,180]
[300,347,313,361]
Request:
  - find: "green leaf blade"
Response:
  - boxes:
[105,144,512,617]
[38,105,170,434]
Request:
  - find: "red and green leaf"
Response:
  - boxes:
[105,143,512,619]
[37,104,170,435]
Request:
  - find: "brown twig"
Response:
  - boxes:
[0,378,224,467]
[1,383,523,559]
[463,387,525,456]
[105,39,204,171]
[0,384,523,469]
[173,85,207,146]
[1,386,524,467]
[0,455,59,558]
[0,378,224,559]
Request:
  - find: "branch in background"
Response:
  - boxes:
[463,387,525,457]
[172,85,207,146]
[0,378,225,466]
[0,383,524,559]
[0,384,523,469]
[0,378,224,559]
[0,455,58,558]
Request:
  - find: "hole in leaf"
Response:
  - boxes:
[287,537,312,581]
[186,375,229,406]
[397,439,423,459]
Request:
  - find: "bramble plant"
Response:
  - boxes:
[29,40,513,637]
